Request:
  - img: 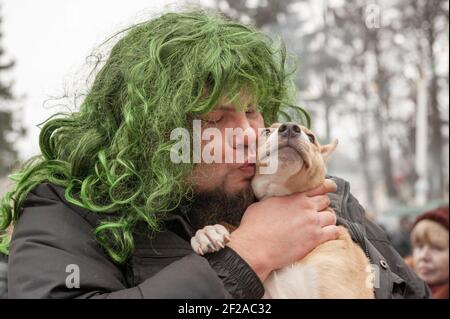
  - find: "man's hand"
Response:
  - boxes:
[227,179,339,282]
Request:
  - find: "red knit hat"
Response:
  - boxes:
[413,206,449,230]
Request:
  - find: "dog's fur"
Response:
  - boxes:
[191,122,374,298]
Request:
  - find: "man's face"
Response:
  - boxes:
[185,92,265,229]
[188,92,265,196]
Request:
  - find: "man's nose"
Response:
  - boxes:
[278,122,301,138]
[232,114,257,149]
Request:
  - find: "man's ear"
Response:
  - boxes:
[321,139,338,162]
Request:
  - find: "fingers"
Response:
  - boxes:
[319,225,340,243]
[311,195,331,211]
[305,179,337,197]
[317,210,336,227]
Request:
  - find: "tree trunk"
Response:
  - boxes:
[425,9,445,199]
[359,127,376,212]
[372,31,399,199]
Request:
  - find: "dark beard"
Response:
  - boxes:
[186,186,256,231]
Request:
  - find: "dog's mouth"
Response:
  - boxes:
[280,143,310,165]
[279,144,303,156]
[258,140,311,167]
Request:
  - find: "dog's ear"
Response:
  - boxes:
[321,139,338,162]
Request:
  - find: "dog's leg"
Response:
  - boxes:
[190,224,231,255]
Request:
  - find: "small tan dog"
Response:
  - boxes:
[191,122,374,298]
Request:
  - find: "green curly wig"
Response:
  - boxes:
[0,10,309,263]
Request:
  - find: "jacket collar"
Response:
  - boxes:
[159,197,199,240]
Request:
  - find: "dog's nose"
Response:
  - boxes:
[278,123,301,138]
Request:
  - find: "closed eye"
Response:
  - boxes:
[204,116,223,124]
[202,112,224,124]
[246,107,258,117]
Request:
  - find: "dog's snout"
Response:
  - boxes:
[278,123,301,138]
[291,124,301,134]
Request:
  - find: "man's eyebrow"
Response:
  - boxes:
[216,105,236,111]
[216,104,255,111]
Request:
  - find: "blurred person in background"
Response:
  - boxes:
[409,206,449,299]
[392,216,413,258]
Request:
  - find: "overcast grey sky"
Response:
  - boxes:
[2,0,212,159]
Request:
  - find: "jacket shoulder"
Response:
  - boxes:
[9,183,127,298]
[22,182,105,228]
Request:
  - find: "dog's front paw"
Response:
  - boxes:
[190,224,231,255]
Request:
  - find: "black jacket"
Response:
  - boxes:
[7,177,430,299]
[0,253,7,299]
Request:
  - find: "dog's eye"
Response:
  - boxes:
[307,133,315,143]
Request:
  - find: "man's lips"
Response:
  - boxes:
[239,162,256,175]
